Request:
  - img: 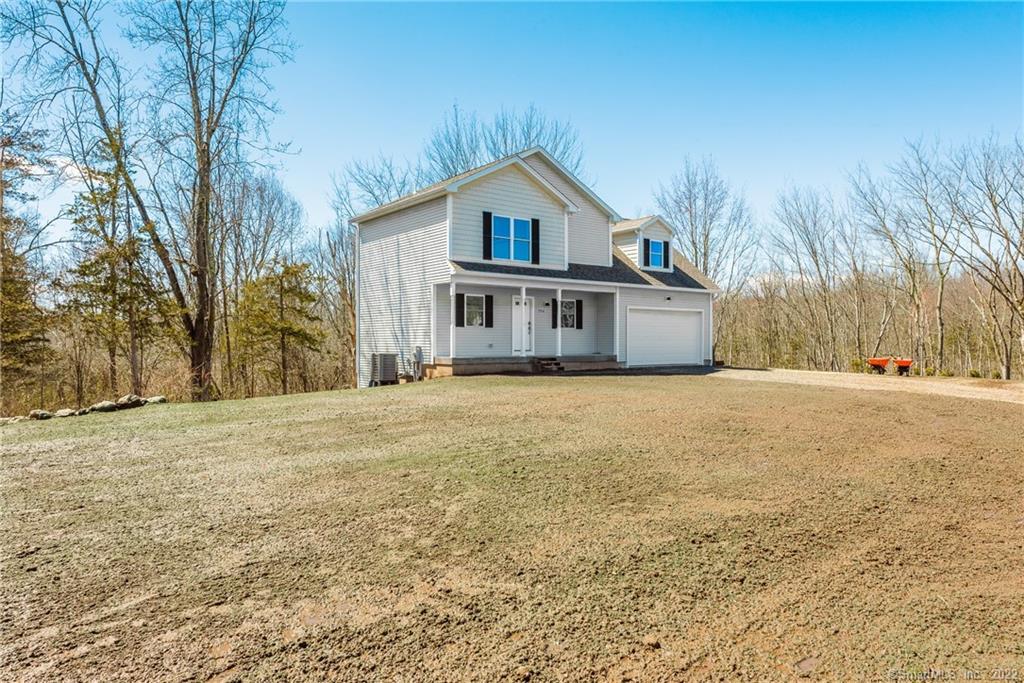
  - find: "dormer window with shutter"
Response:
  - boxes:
[641,236,672,271]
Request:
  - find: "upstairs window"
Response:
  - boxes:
[649,239,664,268]
[493,215,532,262]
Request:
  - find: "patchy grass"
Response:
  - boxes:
[2,375,1022,680]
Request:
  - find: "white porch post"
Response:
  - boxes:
[555,287,562,357]
[614,287,620,361]
[449,281,456,359]
[519,285,527,357]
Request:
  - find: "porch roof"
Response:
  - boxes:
[450,254,707,290]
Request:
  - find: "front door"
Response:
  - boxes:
[512,296,534,355]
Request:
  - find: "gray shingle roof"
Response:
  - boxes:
[451,254,707,290]
[644,266,707,289]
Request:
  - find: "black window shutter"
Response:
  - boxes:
[482,212,492,260]
[663,240,670,269]
[455,293,465,327]
[575,299,583,329]
[551,297,558,328]
[643,238,651,267]
[484,294,493,328]
[531,218,540,264]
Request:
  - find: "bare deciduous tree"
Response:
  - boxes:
[484,104,584,176]
[771,188,843,371]
[943,137,1023,377]
[2,0,292,400]
[346,102,586,212]
[654,157,758,361]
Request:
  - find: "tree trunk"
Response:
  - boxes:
[127,260,142,396]
[935,275,946,372]
[221,270,233,395]
[279,273,288,395]
[107,341,117,396]
[190,149,215,401]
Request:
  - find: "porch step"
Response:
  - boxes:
[533,357,565,373]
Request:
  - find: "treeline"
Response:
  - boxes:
[2,128,357,415]
[666,139,1023,380]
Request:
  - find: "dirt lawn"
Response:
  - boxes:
[2,374,1022,681]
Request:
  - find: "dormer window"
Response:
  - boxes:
[493,215,532,262]
[649,240,665,268]
[641,237,671,270]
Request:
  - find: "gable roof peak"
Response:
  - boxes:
[612,215,669,233]
[519,148,621,222]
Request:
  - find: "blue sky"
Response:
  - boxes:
[270,1,1021,226]
[24,2,1024,231]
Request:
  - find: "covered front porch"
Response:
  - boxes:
[429,278,619,375]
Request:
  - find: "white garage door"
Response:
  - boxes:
[627,308,704,366]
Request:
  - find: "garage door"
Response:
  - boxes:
[627,308,703,366]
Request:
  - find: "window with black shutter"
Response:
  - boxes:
[560,299,580,329]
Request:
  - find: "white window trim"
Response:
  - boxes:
[492,214,533,264]
[464,293,486,327]
[638,232,673,272]
[649,239,665,269]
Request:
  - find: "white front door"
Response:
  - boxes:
[512,296,534,355]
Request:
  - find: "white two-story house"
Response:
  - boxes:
[352,147,719,387]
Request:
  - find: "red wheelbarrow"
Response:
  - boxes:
[893,358,913,376]
[867,357,890,374]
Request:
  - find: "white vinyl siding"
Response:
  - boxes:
[434,284,451,358]
[450,165,565,269]
[531,289,558,357]
[523,154,612,266]
[435,286,615,358]
[595,294,616,355]
[534,290,612,357]
[613,232,639,266]
[558,291,600,356]
[617,288,713,365]
[643,222,673,242]
[449,285,516,357]
[357,196,448,387]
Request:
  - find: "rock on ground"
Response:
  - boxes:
[54,409,76,418]
[116,394,146,410]
[28,409,52,420]
[75,408,91,416]
[145,396,168,404]
[90,400,117,413]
